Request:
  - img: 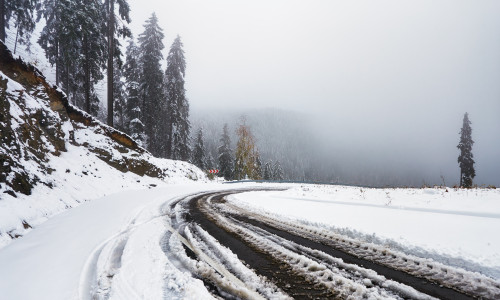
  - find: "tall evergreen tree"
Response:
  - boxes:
[79,0,107,115]
[254,150,262,180]
[205,152,215,170]
[263,160,273,180]
[38,0,79,87]
[218,123,233,180]
[457,112,475,188]
[1,0,38,44]
[106,0,131,126]
[138,13,164,155]
[192,128,206,170]
[273,160,284,181]
[112,56,126,131]
[39,0,105,116]
[165,35,190,160]
[123,39,145,146]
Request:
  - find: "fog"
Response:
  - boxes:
[128,0,500,186]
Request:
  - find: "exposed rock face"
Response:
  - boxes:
[0,47,66,196]
[0,42,199,198]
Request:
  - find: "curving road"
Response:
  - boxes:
[165,189,499,299]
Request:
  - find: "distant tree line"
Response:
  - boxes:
[1,3,190,160]
[191,120,284,181]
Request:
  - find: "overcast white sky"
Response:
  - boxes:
[127,0,500,185]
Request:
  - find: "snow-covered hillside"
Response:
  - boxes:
[0,42,206,249]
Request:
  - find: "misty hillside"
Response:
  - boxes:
[191,107,320,180]
[190,108,438,187]
[0,42,205,247]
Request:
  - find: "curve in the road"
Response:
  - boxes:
[176,190,486,299]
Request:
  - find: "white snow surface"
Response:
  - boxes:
[229,185,500,280]
[2,181,500,299]
[0,181,289,300]
[0,183,262,300]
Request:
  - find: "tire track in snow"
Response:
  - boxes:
[184,192,344,299]
[222,200,500,299]
[163,222,267,300]
[176,190,499,299]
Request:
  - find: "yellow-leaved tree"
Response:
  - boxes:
[234,121,261,180]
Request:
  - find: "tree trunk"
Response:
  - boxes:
[460,169,463,187]
[0,0,5,42]
[55,40,59,86]
[165,122,172,159]
[65,63,70,102]
[13,23,19,54]
[107,0,114,126]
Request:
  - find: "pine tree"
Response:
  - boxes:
[205,152,215,170]
[39,0,106,115]
[138,13,165,155]
[1,0,38,44]
[263,160,273,180]
[218,123,233,180]
[38,0,79,88]
[192,128,206,170]
[106,0,131,126]
[457,112,475,188]
[123,39,145,146]
[254,150,262,180]
[79,0,107,115]
[273,160,284,181]
[165,35,190,160]
[113,56,126,131]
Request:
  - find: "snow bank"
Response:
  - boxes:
[229,185,500,279]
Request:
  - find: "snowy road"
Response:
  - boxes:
[168,190,500,299]
[1,185,499,299]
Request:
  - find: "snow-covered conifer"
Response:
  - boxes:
[0,0,38,46]
[254,150,262,180]
[457,113,475,188]
[138,13,165,155]
[38,0,80,89]
[165,35,190,160]
[105,0,131,126]
[218,123,233,180]
[124,39,146,146]
[113,56,127,131]
[192,128,206,170]
[205,152,215,170]
[273,160,284,181]
[263,161,273,180]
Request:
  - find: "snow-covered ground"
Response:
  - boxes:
[0,182,293,300]
[1,183,499,299]
[0,183,238,300]
[229,185,500,280]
